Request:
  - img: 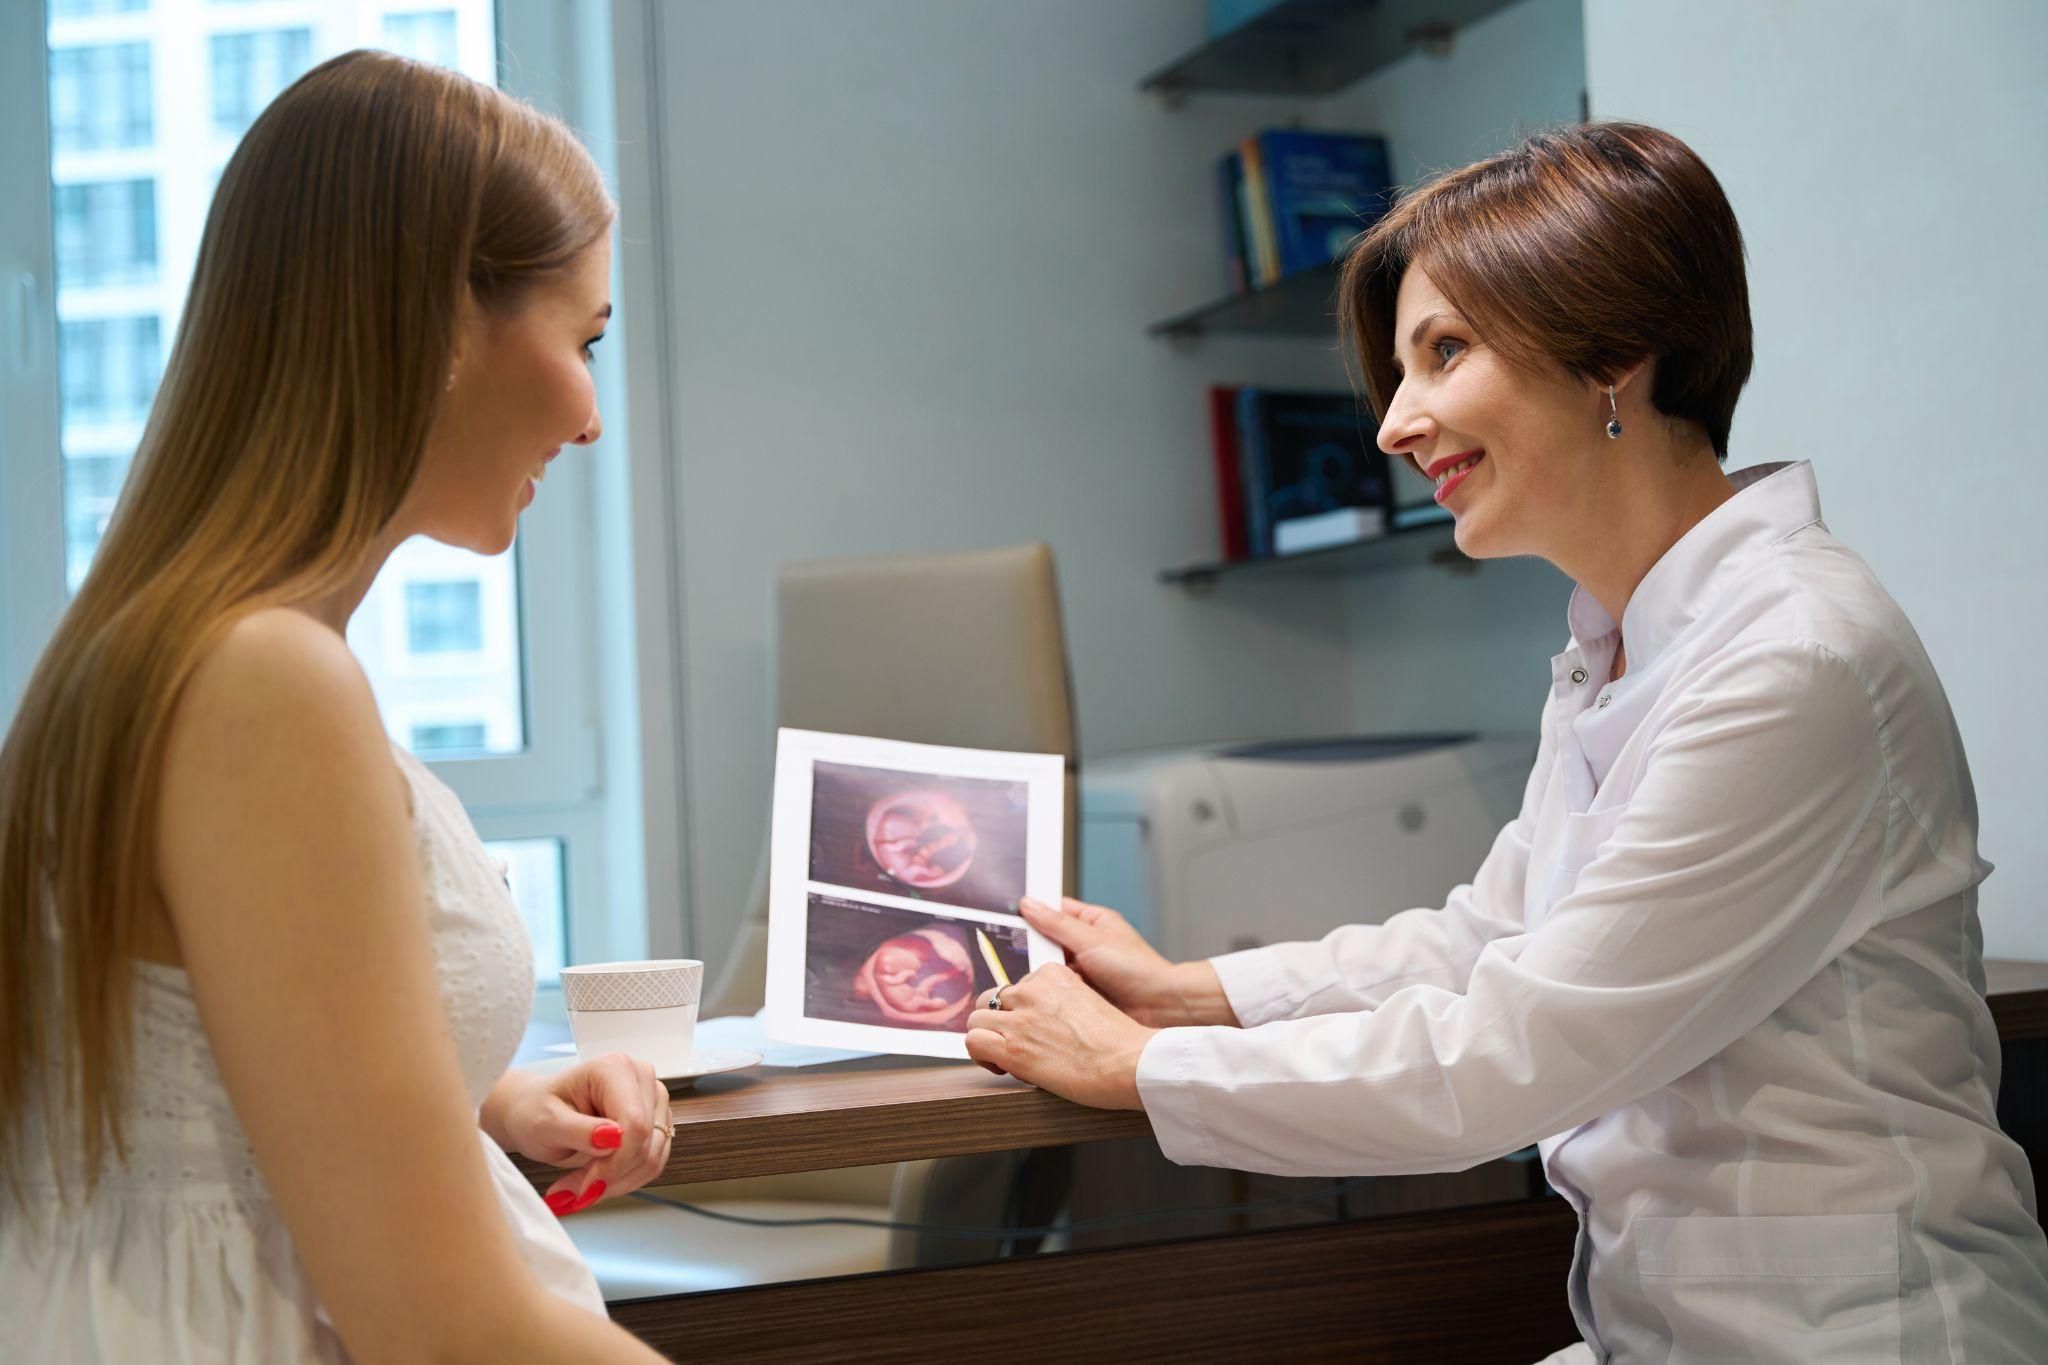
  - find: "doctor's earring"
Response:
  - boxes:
[1605,386,1623,440]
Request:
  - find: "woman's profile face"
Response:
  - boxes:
[1377,264,1610,562]
[408,237,612,555]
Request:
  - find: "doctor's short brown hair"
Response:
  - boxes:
[1340,121,1753,459]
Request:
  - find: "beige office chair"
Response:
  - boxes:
[566,542,1080,1298]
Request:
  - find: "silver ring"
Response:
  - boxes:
[984,988,1005,1011]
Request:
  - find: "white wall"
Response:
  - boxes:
[654,0,1384,966]
[1583,0,2048,958]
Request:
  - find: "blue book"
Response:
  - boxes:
[1255,130,1394,278]
[1236,386,1272,556]
[1215,151,1248,295]
[1207,0,1285,37]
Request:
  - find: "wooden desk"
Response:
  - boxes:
[514,1061,1148,1192]
[538,961,2048,1363]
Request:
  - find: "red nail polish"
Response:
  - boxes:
[592,1123,622,1151]
[545,1190,575,1215]
[571,1180,607,1212]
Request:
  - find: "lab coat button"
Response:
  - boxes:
[1570,668,1588,685]
[1596,693,1612,709]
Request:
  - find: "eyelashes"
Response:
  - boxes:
[1389,335,1470,381]
[581,332,607,363]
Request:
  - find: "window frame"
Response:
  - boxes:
[0,1,68,714]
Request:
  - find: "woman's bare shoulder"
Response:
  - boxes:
[165,606,402,815]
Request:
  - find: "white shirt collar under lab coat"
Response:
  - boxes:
[1565,460,1819,673]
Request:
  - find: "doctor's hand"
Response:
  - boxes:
[1019,896,1240,1028]
[964,963,1155,1111]
[482,1054,673,1216]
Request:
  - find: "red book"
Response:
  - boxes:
[1207,385,1248,561]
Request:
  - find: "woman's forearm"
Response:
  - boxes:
[478,1066,542,1151]
[411,1294,665,1365]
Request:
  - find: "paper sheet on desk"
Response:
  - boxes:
[542,1012,879,1068]
[763,728,1065,1061]
[697,1012,879,1067]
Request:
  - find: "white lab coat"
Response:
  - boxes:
[1136,462,2048,1362]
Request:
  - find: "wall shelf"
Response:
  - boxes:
[1160,519,1468,587]
[1138,0,1522,100]
[1148,260,1343,340]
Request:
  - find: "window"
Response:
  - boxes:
[54,180,157,288]
[48,44,151,153]
[485,838,569,986]
[62,455,129,594]
[52,0,148,16]
[59,316,160,426]
[412,721,488,752]
[210,29,313,138]
[382,11,459,69]
[405,580,485,655]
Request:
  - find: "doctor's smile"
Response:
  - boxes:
[1425,448,1486,504]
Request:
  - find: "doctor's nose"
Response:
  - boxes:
[573,407,602,445]
[1375,381,1435,460]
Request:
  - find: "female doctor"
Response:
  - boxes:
[966,122,2048,1363]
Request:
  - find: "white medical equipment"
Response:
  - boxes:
[1078,734,1535,960]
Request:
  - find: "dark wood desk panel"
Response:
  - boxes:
[1988,961,2048,1190]
[1987,958,2048,1041]
[512,1062,1150,1192]
[610,1196,1583,1365]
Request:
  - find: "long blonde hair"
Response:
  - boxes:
[0,50,614,1196]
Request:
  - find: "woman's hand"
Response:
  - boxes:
[964,963,1156,1110]
[483,1054,673,1215]
[1019,896,1239,1028]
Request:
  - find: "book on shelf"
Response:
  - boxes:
[1206,385,1249,561]
[1214,154,1248,295]
[1229,387,1393,559]
[1274,506,1386,556]
[1218,129,1394,292]
[1236,135,1283,288]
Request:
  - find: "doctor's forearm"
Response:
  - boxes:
[1167,961,1239,1027]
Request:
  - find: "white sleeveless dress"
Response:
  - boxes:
[0,746,605,1363]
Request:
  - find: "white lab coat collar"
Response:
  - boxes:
[1565,460,1823,673]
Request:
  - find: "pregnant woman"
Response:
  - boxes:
[0,53,669,1364]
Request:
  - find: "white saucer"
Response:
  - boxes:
[518,1047,763,1089]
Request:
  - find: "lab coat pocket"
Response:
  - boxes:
[1634,1214,1901,1365]
[1541,805,1625,915]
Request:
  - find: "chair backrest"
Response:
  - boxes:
[703,541,1079,1016]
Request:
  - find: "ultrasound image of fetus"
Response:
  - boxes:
[852,924,975,1028]
[864,791,978,891]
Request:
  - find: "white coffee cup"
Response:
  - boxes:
[560,959,703,1077]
